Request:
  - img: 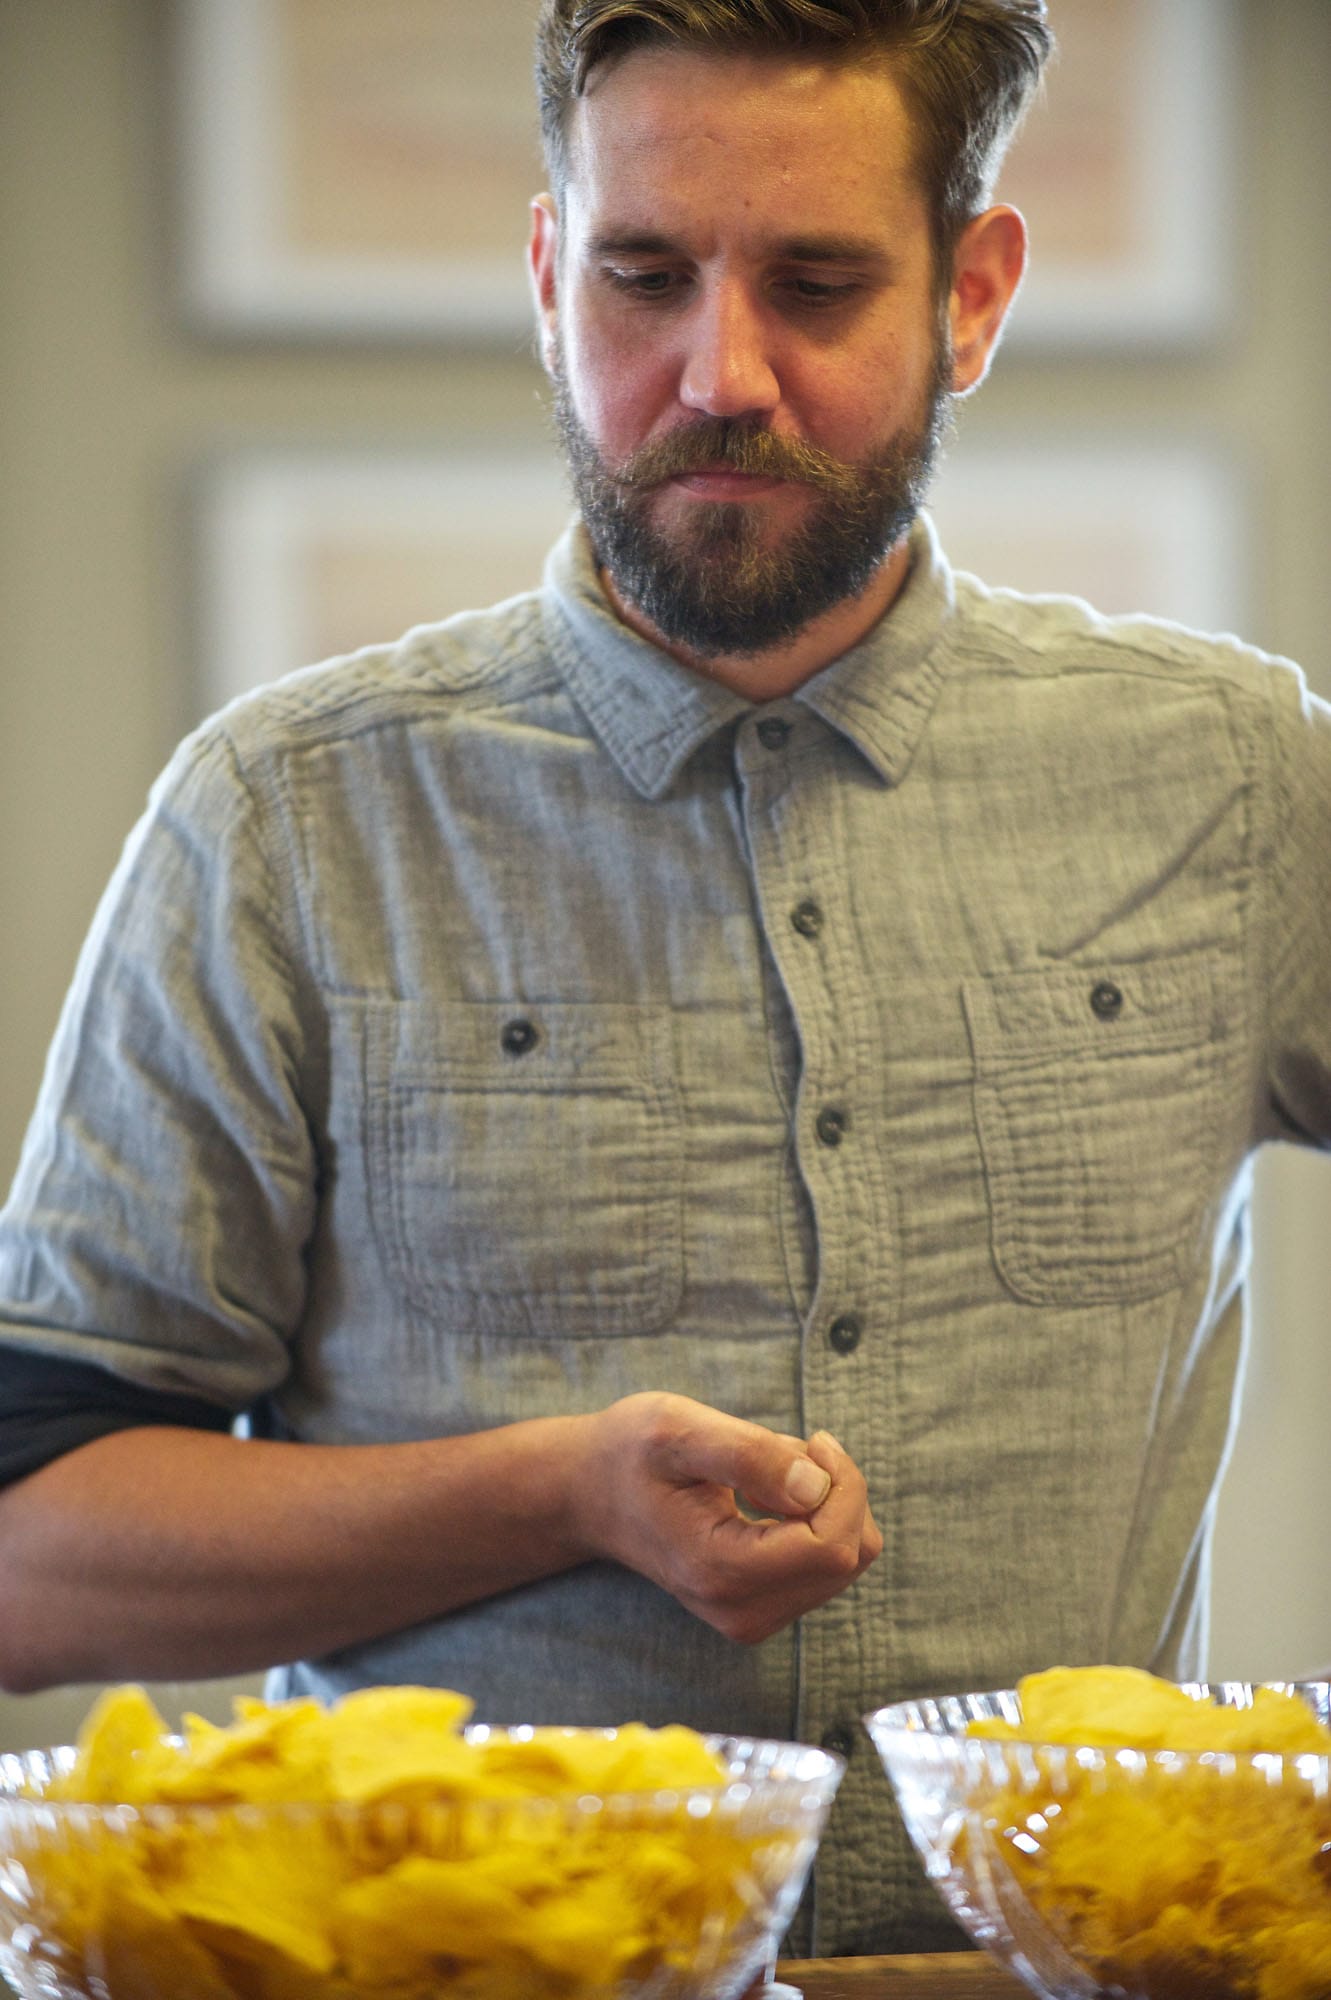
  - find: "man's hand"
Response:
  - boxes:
[571,1392,882,1644]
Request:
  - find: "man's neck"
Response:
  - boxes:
[598,536,914,700]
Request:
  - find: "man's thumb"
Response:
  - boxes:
[781,1453,832,1514]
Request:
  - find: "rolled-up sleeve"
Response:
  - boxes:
[1265,665,1331,1145]
[0,722,317,1407]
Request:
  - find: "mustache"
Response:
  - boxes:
[612,419,853,494]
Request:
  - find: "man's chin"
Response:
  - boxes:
[612,564,849,659]
[646,482,813,548]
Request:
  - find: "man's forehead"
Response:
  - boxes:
[558,44,923,227]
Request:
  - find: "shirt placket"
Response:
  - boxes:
[732,703,898,1943]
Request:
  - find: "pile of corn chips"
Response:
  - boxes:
[0,1683,795,1999]
[966,1666,1331,2000]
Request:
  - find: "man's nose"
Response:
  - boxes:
[677,282,781,420]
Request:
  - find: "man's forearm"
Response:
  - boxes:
[0,1417,593,1691]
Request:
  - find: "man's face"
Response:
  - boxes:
[531,46,956,658]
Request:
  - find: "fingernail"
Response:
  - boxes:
[785,1457,832,1510]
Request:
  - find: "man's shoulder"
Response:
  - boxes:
[946,564,1299,708]
[208,585,560,768]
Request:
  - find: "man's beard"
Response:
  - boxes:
[549,339,953,658]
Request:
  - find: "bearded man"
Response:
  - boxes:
[2,0,1330,1961]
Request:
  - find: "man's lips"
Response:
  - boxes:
[666,468,790,499]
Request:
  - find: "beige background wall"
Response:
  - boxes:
[0,0,1328,1749]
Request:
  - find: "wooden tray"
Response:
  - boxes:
[757,1954,1028,1998]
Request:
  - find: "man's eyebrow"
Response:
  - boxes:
[587,229,895,266]
[774,233,894,265]
[588,230,679,258]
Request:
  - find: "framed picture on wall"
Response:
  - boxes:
[927,436,1248,632]
[195,447,573,712]
[175,0,544,340]
[996,0,1236,348]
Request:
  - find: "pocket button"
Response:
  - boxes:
[828,1313,863,1354]
[1089,979,1125,1020]
[500,1017,540,1056]
[815,1106,848,1147]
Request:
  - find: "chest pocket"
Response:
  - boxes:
[364,1000,683,1337]
[962,952,1229,1306]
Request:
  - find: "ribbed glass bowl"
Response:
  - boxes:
[866,1682,1331,2000]
[0,1728,842,2000]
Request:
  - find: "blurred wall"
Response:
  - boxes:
[0,0,1328,1749]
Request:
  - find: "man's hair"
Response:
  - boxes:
[535,0,1054,280]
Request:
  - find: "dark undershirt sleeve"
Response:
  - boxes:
[0,1344,237,1492]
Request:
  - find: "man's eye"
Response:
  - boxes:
[604,268,680,297]
[784,276,860,307]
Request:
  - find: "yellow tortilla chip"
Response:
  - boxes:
[156,1810,340,1972]
[322,1686,479,1805]
[157,1700,330,1803]
[53,1683,172,1803]
[79,1850,240,2000]
[333,1852,529,1984]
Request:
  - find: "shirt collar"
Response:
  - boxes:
[794,511,956,785]
[541,513,956,800]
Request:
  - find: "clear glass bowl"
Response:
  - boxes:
[866,1681,1331,2000]
[0,1728,842,2000]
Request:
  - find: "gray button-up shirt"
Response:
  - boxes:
[2,516,1329,1953]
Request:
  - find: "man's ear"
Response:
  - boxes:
[947,204,1028,396]
[528,193,560,375]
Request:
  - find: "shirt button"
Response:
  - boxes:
[756,717,791,751]
[821,1723,856,1761]
[815,1106,848,1147]
[791,898,824,939]
[1089,979,1125,1020]
[500,1018,540,1056]
[829,1313,862,1354]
